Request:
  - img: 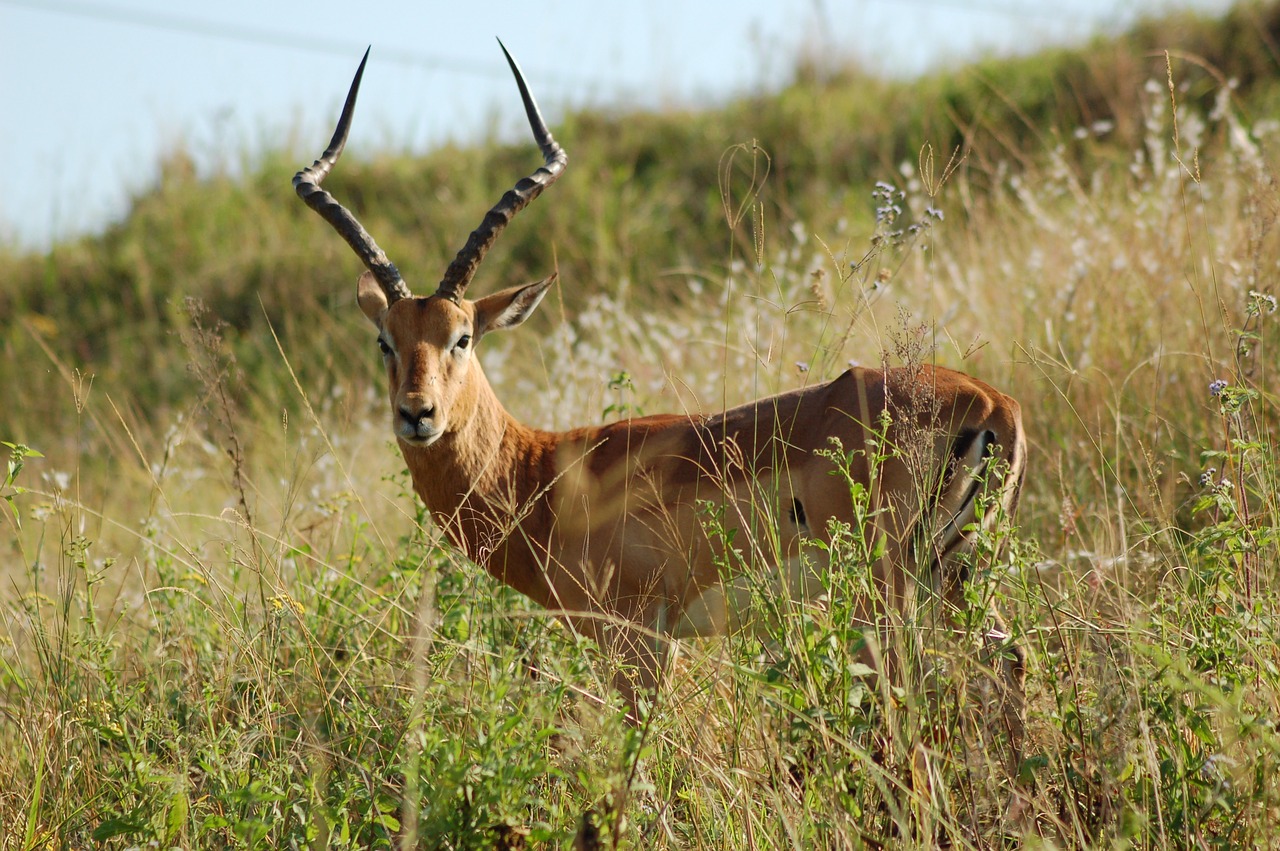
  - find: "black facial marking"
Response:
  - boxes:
[788,498,808,531]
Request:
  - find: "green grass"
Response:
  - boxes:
[3,3,1280,848]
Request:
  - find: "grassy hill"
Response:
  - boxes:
[2,2,1280,847]
[5,2,1280,440]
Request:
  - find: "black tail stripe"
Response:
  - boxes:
[933,429,997,566]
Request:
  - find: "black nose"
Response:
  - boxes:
[399,404,435,428]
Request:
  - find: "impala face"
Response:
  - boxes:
[356,269,554,447]
[359,280,472,447]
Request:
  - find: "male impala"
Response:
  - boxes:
[294,45,1027,743]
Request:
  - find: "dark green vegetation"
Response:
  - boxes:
[3,2,1280,847]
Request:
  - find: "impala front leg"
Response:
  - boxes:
[601,600,671,723]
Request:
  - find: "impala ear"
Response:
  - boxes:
[356,271,389,326]
[474,274,556,337]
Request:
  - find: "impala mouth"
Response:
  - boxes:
[395,418,443,447]
[398,431,442,449]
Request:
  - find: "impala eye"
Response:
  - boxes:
[377,337,392,356]
[455,334,472,351]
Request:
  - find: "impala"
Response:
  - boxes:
[294,45,1027,745]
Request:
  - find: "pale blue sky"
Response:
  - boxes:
[0,0,1231,249]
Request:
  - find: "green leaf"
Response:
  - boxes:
[165,790,190,843]
[22,745,44,851]
[91,816,146,841]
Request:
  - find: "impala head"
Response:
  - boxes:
[354,270,554,445]
[294,42,566,447]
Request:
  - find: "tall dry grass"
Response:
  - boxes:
[2,28,1280,851]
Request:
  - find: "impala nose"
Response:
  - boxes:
[397,403,437,439]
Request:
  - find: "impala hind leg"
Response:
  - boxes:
[931,572,1026,772]
[926,432,1028,772]
[981,607,1027,769]
[944,555,1027,769]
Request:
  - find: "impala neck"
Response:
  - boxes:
[403,362,521,513]
[399,361,558,600]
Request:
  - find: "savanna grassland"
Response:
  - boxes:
[3,3,1280,848]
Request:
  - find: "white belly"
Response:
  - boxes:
[668,552,828,639]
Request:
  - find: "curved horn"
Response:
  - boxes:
[435,39,568,303]
[294,48,412,303]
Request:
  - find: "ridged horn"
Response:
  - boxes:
[294,48,412,304]
[434,39,568,303]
